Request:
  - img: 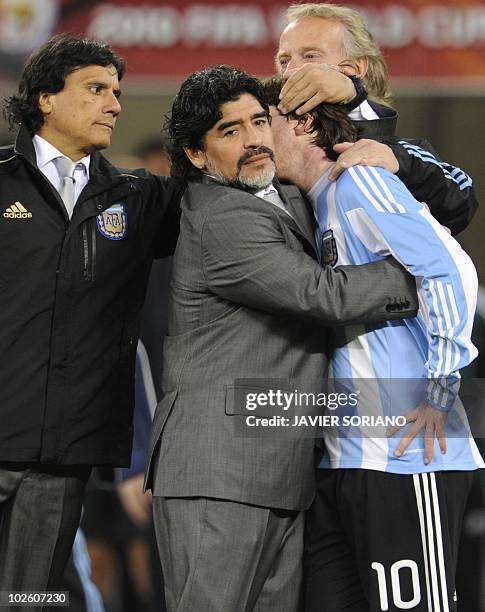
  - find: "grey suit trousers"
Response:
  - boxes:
[0,463,90,608]
[153,497,304,612]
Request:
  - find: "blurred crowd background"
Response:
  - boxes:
[0,0,484,610]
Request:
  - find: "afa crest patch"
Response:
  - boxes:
[96,203,127,240]
[322,229,338,267]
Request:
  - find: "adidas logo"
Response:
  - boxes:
[3,202,32,219]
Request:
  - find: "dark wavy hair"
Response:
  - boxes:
[263,76,358,161]
[166,65,270,182]
[3,33,125,134]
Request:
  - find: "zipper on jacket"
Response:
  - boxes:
[90,218,97,282]
[82,218,96,282]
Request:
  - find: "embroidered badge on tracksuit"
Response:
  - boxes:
[96,202,127,240]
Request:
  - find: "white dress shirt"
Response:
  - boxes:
[32,135,90,206]
[348,100,380,121]
[254,184,292,216]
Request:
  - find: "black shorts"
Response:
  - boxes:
[305,468,473,612]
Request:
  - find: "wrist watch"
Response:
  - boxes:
[343,75,368,112]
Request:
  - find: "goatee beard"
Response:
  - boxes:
[205,150,276,191]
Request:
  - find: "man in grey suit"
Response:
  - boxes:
[145,65,417,612]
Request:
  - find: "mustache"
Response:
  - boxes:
[237,146,275,171]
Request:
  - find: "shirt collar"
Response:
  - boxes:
[32,134,91,175]
[253,184,278,199]
[348,99,380,121]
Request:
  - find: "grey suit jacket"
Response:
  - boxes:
[145,179,417,511]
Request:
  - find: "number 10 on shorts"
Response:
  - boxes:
[372,560,421,610]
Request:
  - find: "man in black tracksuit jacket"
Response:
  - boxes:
[0,125,180,467]
[0,33,477,597]
[0,34,183,594]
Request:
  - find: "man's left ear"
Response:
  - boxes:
[340,57,369,79]
[294,114,314,136]
[353,57,368,79]
[183,146,205,170]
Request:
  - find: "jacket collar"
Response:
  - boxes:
[13,124,37,165]
[275,180,317,252]
[353,100,398,142]
[77,153,133,205]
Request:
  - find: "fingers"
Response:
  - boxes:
[436,417,447,455]
[333,142,355,153]
[328,141,366,180]
[329,143,354,178]
[423,412,447,464]
[279,67,307,98]
[394,420,422,457]
[278,63,355,113]
[424,419,434,465]
[329,155,379,180]
[328,159,349,181]
[392,403,448,464]
[386,408,417,438]
[278,83,319,115]
[328,140,399,179]
[329,142,398,180]
[278,67,318,114]
[290,93,326,116]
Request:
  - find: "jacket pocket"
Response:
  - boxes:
[225,380,291,416]
[144,391,178,492]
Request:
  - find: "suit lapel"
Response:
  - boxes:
[276,182,317,254]
[199,175,318,257]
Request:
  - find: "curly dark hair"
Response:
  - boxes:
[3,33,125,134]
[263,76,359,161]
[166,65,269,182]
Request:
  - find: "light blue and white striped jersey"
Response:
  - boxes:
[309,165,483,473]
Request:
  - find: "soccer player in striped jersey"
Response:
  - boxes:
[265,80,483,612]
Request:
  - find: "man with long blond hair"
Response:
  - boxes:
[276,3,476,234]
[279,2,391,109]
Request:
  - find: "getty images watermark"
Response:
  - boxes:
[227,378,485,439]
[244,388,405,429]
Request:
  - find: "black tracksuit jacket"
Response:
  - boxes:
[0,126,181,466]
[357,101,478,235]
